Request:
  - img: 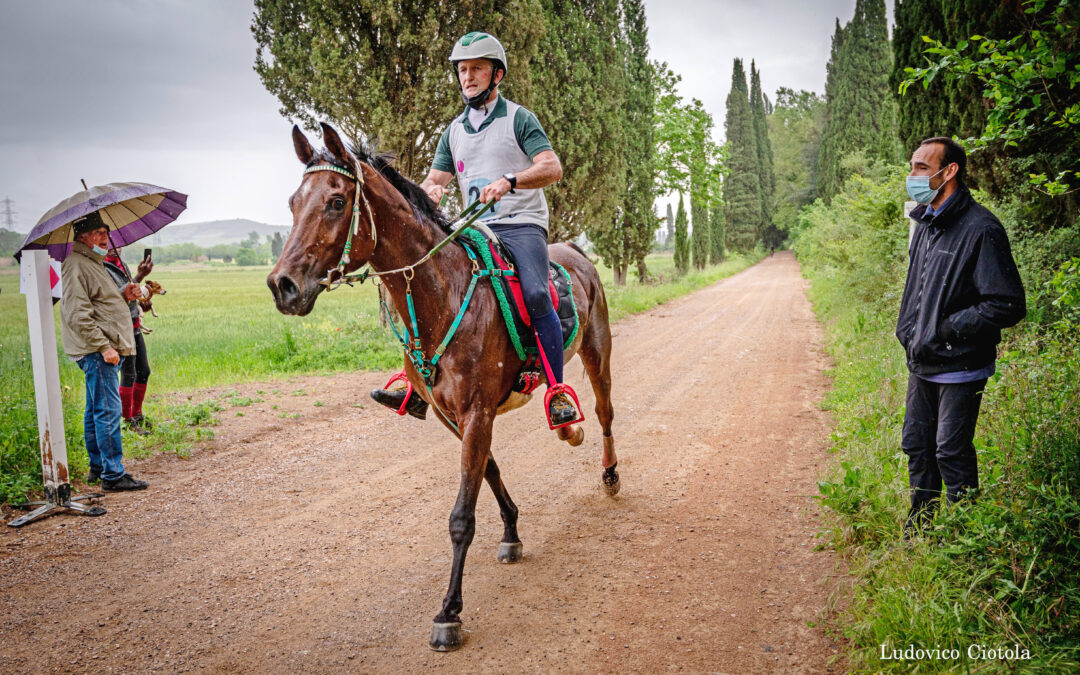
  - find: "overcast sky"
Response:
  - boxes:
[0,0,892,233]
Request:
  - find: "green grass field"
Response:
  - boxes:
[0,251,757,503]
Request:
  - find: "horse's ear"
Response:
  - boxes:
[292,125,314,165]
[320,122,354,170]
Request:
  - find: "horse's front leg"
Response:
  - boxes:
[430,409,494,652]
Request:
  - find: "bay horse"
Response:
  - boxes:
[268,123,618,651]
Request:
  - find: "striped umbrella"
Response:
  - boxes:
[14,182,187,262]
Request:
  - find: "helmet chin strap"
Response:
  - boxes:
[461,69,500,110]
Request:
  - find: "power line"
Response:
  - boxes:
[0,197,16,229]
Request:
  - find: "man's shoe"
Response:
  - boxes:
[102,474,149,491]
[370,387,428,420]
[548,392,581,428]
[86,468,101,484]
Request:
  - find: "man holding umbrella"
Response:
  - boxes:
[60,211,149,491]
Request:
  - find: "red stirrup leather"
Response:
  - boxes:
[383,370,414,416]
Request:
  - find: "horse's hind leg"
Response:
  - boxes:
[484,454,522,563]
[578,306,619,496]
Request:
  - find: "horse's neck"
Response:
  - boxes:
[369,197,471,344]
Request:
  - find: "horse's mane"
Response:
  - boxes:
[307,142,452,234]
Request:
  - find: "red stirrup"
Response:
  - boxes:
[382,370,414,416]
[532,330,585,430]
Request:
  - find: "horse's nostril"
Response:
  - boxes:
[277,275,299,302]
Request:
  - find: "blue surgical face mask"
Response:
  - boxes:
[906,166,947,204]
[92,245,108,256]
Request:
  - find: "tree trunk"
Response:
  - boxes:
[613,265,627,287]
[636,258,650,283]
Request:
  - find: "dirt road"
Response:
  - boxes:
[1,252,842,673]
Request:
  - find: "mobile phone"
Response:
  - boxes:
[143,248,152,260]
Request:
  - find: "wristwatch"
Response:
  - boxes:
[503,172,517,193]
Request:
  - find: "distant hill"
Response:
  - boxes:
[145,219,291,248]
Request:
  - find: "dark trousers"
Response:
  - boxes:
[901,373,986,531]
[489,223,565,384]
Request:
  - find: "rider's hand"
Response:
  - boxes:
[102,347,120,365]
[424,183,445,205]
[122,283,141,302]
[480,178,511,205]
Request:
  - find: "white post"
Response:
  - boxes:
[20,250,70,497]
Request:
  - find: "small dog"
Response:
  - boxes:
[137,279,167,333]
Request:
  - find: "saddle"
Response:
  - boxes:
[458,228,579,395]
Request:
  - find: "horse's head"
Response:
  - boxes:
[268,123,376,316]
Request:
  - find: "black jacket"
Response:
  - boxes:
[896,184,1026,376]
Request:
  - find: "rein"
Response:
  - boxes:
[302,162,496,433]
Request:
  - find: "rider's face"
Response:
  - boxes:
[457,58,495,98]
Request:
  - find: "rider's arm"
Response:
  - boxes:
[513,150,562,190]
[479,150,562,204]
[420,169,453,204]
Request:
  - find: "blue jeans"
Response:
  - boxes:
[77,352,126,481]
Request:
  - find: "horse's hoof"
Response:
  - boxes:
[430,622,463,651]
[558,424,584,446]
[497,541,523,563]
[602,465,620,497]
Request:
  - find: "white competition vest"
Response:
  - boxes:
[447,99,550,230]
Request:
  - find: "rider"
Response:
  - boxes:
[370,30,582,428]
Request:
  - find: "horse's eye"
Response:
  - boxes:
[331,198,345,211]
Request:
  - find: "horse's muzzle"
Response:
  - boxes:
[267,272,316,315]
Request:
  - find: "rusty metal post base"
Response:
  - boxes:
[8,484,106,527]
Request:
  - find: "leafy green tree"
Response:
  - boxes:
[654,66,724,205]
[253,0,545,180]
[235,247,265,266]
[750,61,775,236]
[723,58,762,252]
[271,232,284,261]
[673,194,689,275]
[768,88,825,236]
[900,0,1080,227]
[709,202,726,263]
[817,0,899,200]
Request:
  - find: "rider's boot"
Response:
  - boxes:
[370,371,429,420]
[534,309,583,428]
[547,389,581,427]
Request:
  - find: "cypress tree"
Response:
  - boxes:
[723,58,762,252]
[817,0,899,200]
[674,194,689,275]
[664,202,674,249]
[750,61,775,239]
[691,184,709,270]
[709,202,726,263]
[537,0,627,241]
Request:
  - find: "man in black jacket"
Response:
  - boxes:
[897,137,1026,535]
